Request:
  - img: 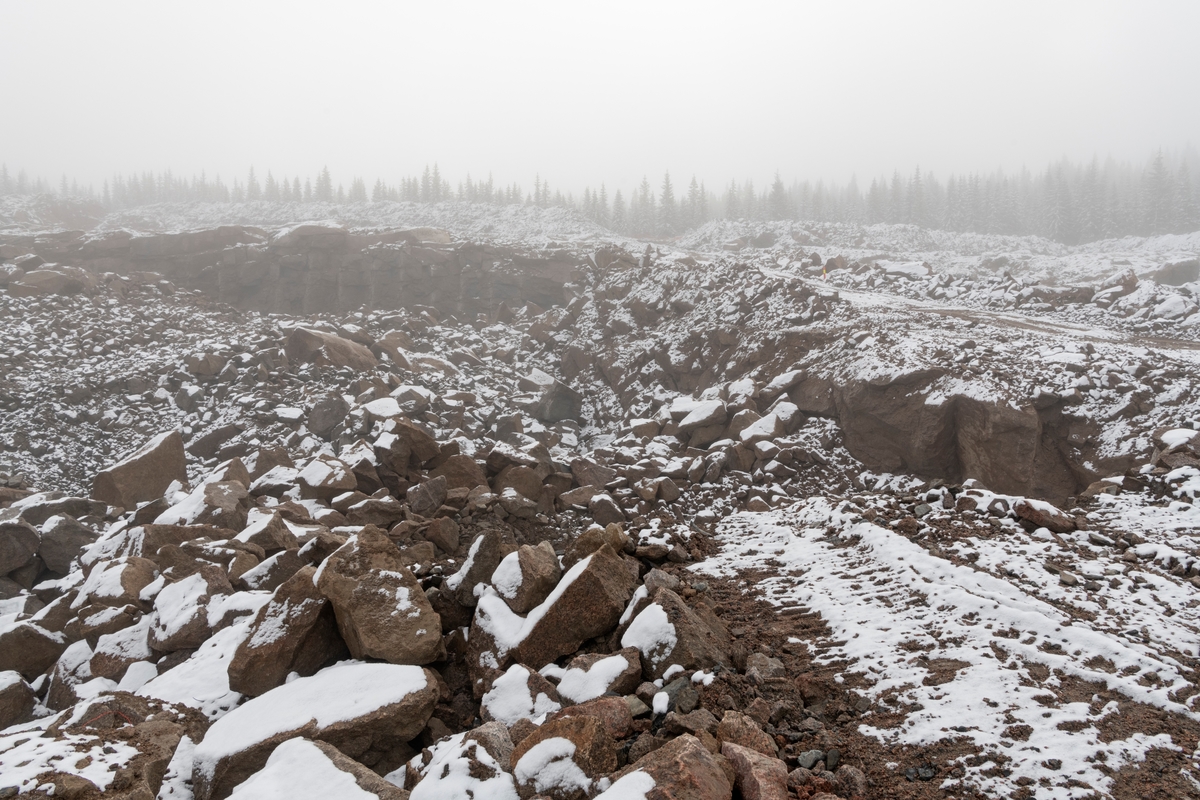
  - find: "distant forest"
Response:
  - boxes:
[2,149,1197,245]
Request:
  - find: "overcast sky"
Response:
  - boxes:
[3,1,1197,194]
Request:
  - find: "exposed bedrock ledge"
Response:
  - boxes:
[0,225,583,316]
[788,371,1128,503]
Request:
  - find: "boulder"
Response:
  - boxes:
[471,545,636,687]
[430,454,489,491]
[0,622,67,680]
[1014,499,1076,534]
[0,670,36,729]
[228,565,347,696]
[522,368,584,423]
[548,695,634,740]
[570,458,617,489]
[284,327,379,371]
[490,541,562,614]
[91,430,188,510]
[677,400,727,433]
[36,515,97,574]
[716,711,777,757]
[316,526,443,665]
[556,647,643,703]
[621,589,732,679]
[75,556,159,609]
[308,393,350,440]
[720,742,788,800]
[192,662,438,800]
[445,526,516,607]
[511,715,616,799]
[588,493,625,526]
[613,733,731,799]
[234,512,298,554]
[297,454,358,501]
[481,663,563,726]
[407,475,448,517]
[148,565,232,652]
[0,519,39,575]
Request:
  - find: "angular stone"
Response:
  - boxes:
[308,393,350,440]
[490,541,562,614]
[227,738,409,799]
[316,526,442,665]
[564,523,629,568]
[571,458,617,489]
[37,515,98,574]
[511,715,616,797]
[91,430,189,510]
[297,454,358,501]
[446,526,516,608]
[430,454,489,491]
[548,695,634,740]
[621,589,732,679]
[716,711,777,757]
[558,647,643,703]
[720,741,788,800]
[284,327,379,371]
[234,512,298,554]
[0,670,36,729]
[407,475,448,517]
[588,493,625,526]
[0,622,67,680]
[148,565,232,652]
[1014,500,1076,533]
[618,733,732,799]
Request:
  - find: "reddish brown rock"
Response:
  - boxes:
[720,742,788,800]
[620,733,732,799]
[91,430,189,511]
[1014,500,1076,533]
[284,327,379,371]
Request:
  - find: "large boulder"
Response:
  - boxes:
[228,565,347,696]
[511,715,616,799]
[148,565,232,652]
[0,670,36,729]
[91,430,188,510]
[284,327,379,371]
[36,515,98,574]
[621,588,732,679]
[315,526,443,665]
[192,662,438,800]
[522,368,584,423]
[490,541,562,614]
[0,622,67,680]
[470,545,636,690]
[720,742,788,800]
[429,454,489,491]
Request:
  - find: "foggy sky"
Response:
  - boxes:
[3,0,1198,195]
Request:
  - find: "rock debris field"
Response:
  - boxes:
[1,200,1200,800]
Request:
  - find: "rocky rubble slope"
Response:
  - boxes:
[2,215,1200,799]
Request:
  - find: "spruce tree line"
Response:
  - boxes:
[2,150,1197,244]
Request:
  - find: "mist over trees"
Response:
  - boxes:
[2,149,1197,245]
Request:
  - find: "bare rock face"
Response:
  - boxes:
[621,588,732,680]
[511,715,617,799]
[228,565,348,696]
[90,430,189,511]
[284,327,379,371]
[316,525,443,665]
[192,662,438,800]
[619,733,733,800]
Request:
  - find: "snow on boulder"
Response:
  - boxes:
[90,430,189,511]
[296,454,358,501]
[148,565,231,652]
[192,662,438,800]
[490,541,562,614]
[315,526,443,665]
[226,737,408,800]
[621,588,732,680]
[511,716,616,800]
[552,647,642,704]
[481,663,562,726]
[1013,498,1076,534]
[407,725,518,800]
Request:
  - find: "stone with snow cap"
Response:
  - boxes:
[297,454,358,501]
[0,519,39,575]
[446,525,517,607]
[316,525,443,665]
[228,565,348,696]
[720,741,788,800]
[481,663,563,726]
[148,563,232,652]
[611,733,731,800]
[469,544,636,693]
[284,327,378,371]
[556,647,643,703]
[191,661,438,800]
[226,738,409,800]
[511,715,616,800]
[621,588,732,680]
[491,541,562,613]
[676,399,728,433]
[1013,498,1076,534]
